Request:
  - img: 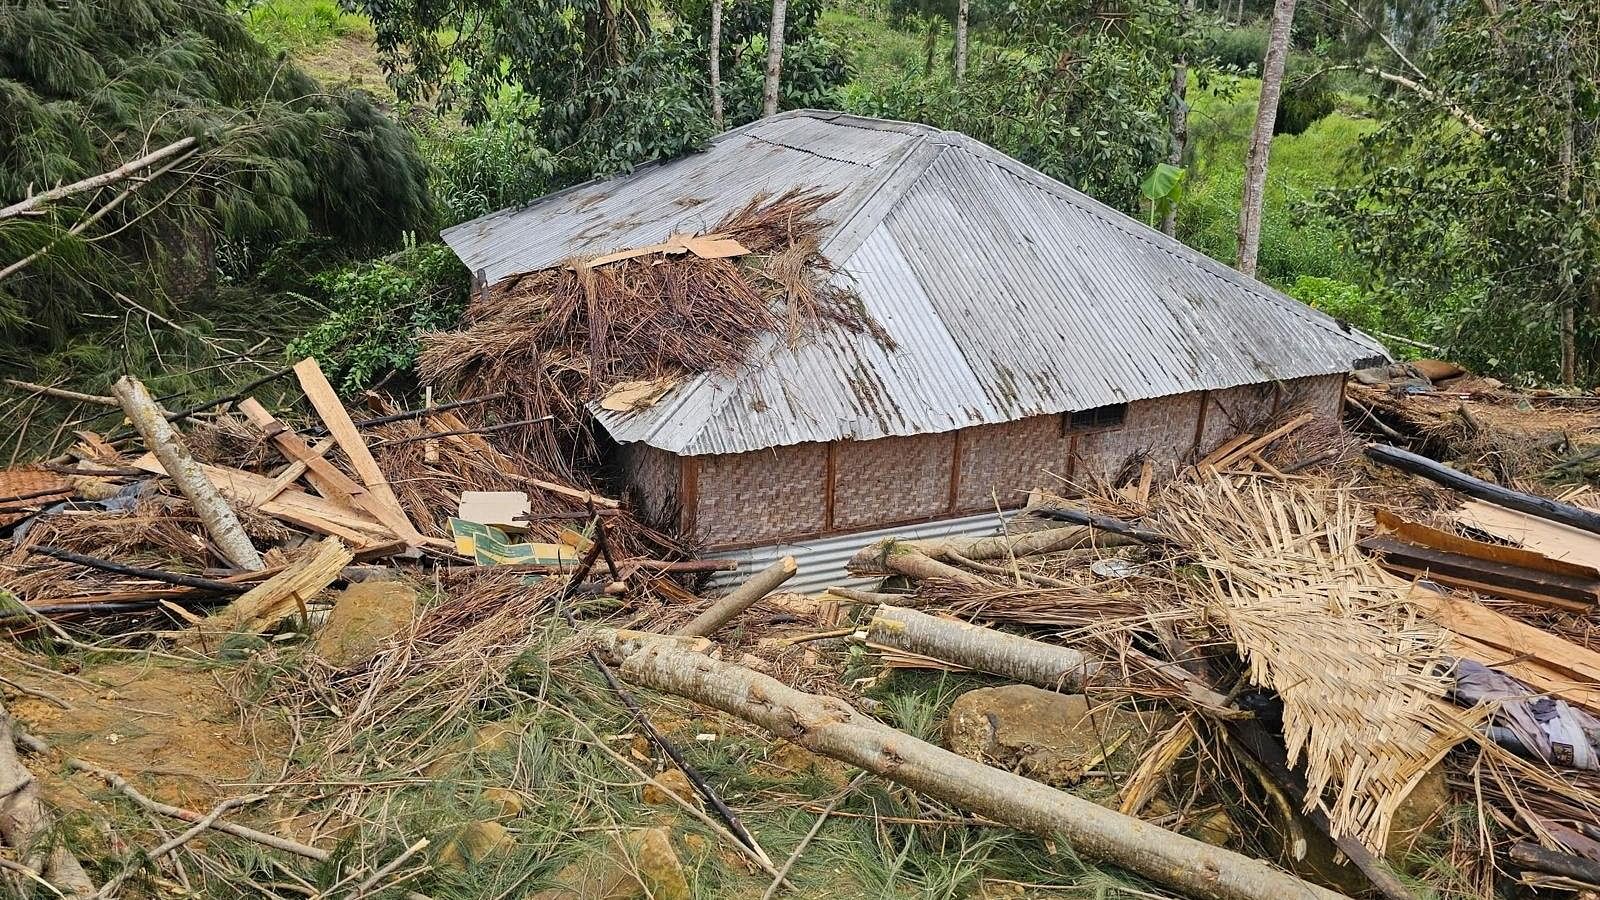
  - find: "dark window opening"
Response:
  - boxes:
[1065,403,1127,432]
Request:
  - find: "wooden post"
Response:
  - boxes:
[598,634,1350,900]
[1365,444,1600,537]
[113,376,264,571]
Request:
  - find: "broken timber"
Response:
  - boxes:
[598,632,1347,900]
[861,605,1100,690]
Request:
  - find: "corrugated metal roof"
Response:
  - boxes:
[442,110,1389,456]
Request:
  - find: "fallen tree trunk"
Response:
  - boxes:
[1510,841,1600,887]
[677,556,797,638]
[0,701,96,898]
[862,605,1099,690]
[113,376,264,571]
[1365,444,1600,537]
[847,542,993,588]
[597,633,1347,900]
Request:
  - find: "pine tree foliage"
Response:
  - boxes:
[0,0,432,348]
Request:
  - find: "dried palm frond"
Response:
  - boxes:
[1148,475,1480,853]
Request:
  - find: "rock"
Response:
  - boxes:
[311,580,418,668]
[641,768,697,807]
[423,721,526,776]
[483,787,525,818]
[1187,809,1238,848]
[944,685,1162,788]
[527,827,689,900]
[1411,358,1467,383]
[436,820,513,869]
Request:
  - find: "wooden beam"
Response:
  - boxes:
[292,358,425,547]
[679,455,700,538]
[947,429,963,514]
[823,441,837,532]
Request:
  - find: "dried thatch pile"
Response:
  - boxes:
[418,189,889,471]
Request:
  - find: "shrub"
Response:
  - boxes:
[1204,23,1268,73]
[1276,55,1335,135]
[287,242,469,392]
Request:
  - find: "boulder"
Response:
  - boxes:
[528,827,690,900]
[436,820,513,869]
[641,768,697,807]
[311,579,417,668]
[944,685,1162,788]
[483,787,525,818]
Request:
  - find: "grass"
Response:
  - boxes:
[242,0,372,54]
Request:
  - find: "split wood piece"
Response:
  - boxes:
[596,632,1349,900]
[113,376,264,571]
[676,556,798,638]
[1211,413,1316,470]
[1511,841,1600,887]
[129,454,397,548]
[846,542,992,588]
[293,358,426,547]
[1365,444,1600,537]
[175,537,352,648]
[1361,535,1596,611]
[0,700,96,898]
[25,545,250,594]
[1032,508,1177,545]
[824,586,920,607]
[262,437,335,504]
[1411,589,1600,685]
[1456,500,1600,566]
[1447,634,1600,711]
[238,398,419,543]
[1197,433,1253,469]
[1375,509,1600,582]
[862,605,1100,691]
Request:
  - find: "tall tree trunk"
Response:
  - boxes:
[923,17,938,76]
[761,0,788,117]
[1235,0,1297,278]
[1161,0,1195,236]
[1558,40,1577,385]
[954,0,969,81]
[710,0,724,129]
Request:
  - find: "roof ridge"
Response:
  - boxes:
[931,134,1382,355]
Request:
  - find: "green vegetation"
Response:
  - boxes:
[239,0,370,53]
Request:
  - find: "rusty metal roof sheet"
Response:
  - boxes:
[441,110,1389,456]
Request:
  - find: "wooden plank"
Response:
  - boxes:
[1197,433,1251,470]
[1381,562,1592,613]
[130,454,396,545]
[1412,589,1600,683]
[1456,500,1600,566]
[1367,443,1600,537]
[1365,536,1597,610]
[1212,412,1315,470]
[293,358,425,545]
[1448,634,1600,712]
[239,397,419,539]
[1375,509,1600,580]
[430,410,621,509]
[261,437,335,504]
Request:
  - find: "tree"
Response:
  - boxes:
[954,0,970,81]
[847,0,1186,214]
[0,0,431,351]
[762,0,790,116]
[1326,0,1600,384]
[1235,0,1295,277]
[712,0,726,128]
[1160,0,1195,235]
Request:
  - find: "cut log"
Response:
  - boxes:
[863,605,1099,690]
[1510,841,1600,887]
[676,556,797,638]
[597,633,1348,900]
[176,537,352,648]
[113,376,263,571]
[1365,444,1600,537]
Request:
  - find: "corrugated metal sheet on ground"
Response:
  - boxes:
[444,110,1389,457]
[703,510,1015,595]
